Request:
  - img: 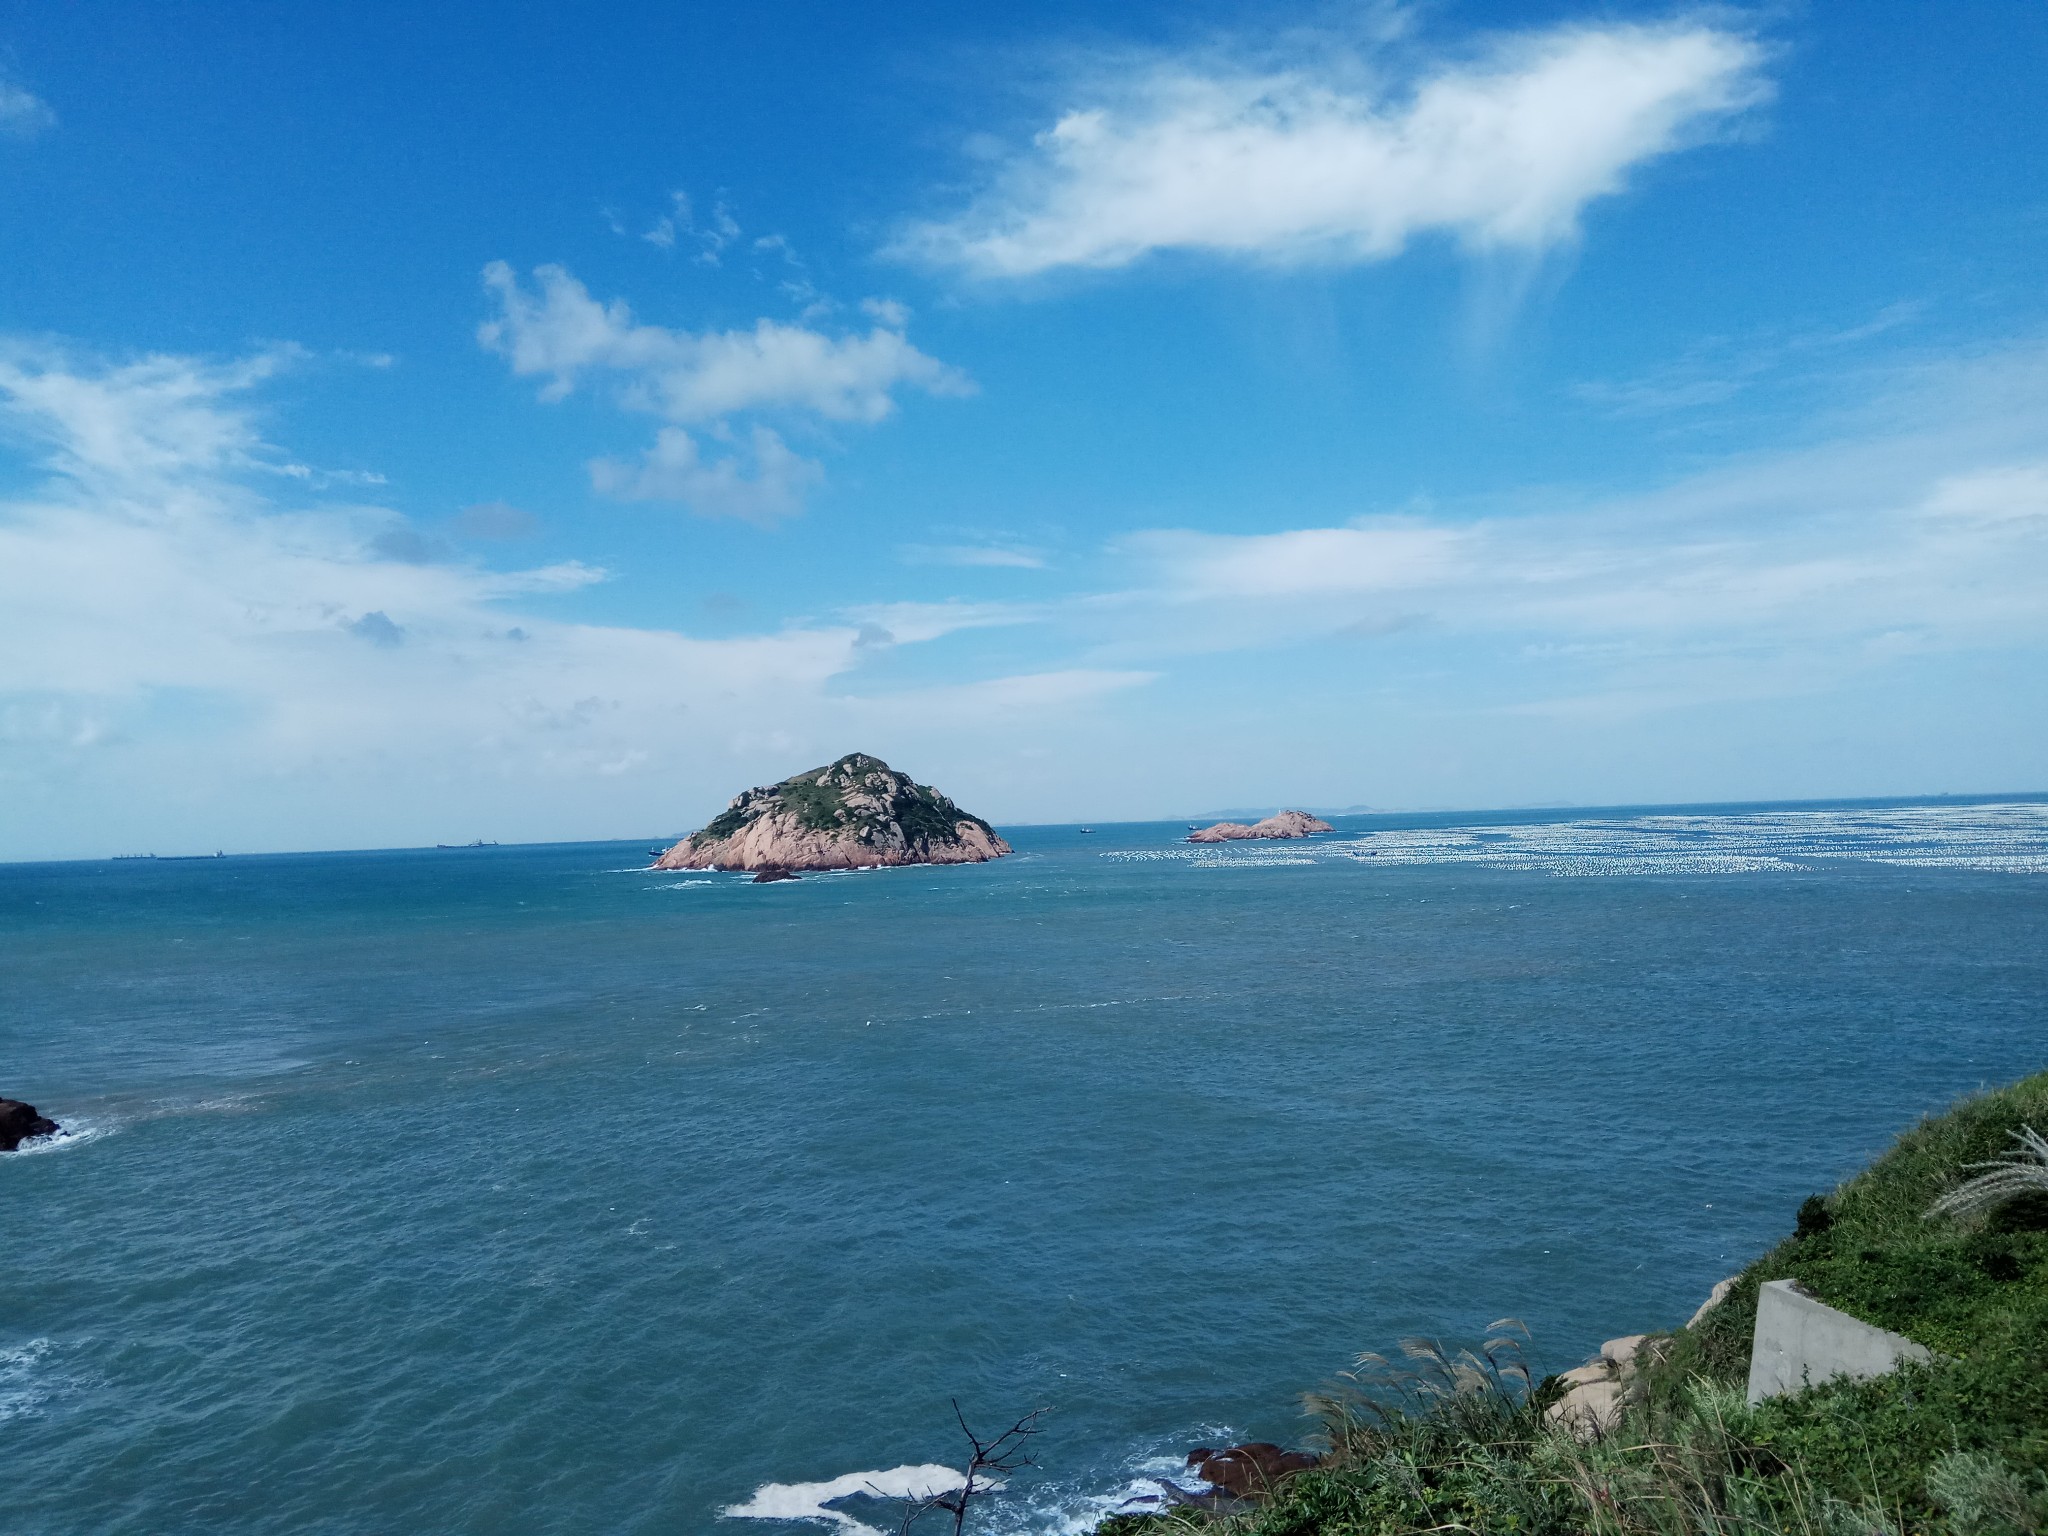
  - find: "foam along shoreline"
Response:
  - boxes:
[6,1123,103,1154]
[722,1464,969,1536]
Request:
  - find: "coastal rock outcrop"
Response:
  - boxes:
[0,1098,59,1151]
[1186,1442,1320,1496]
[1187,810,1334,844]
[655,754,1013,873]
[1544,1331,1677,1439]
[1542,1277,1736,1438]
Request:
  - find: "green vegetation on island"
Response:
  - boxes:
[698,753,997,846]
[655,753,1012,871]
[1101,1069,2048,1536]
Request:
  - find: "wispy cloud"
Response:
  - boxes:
[900,541,1050,569]
[1123,521,1467,598]
[1573,303,1924,419]
[640,190,743,264]
[838,599,1044,646]
[1070,341,2048,711]
[0,345,287,492]
[479,262,973,522]
[843,666,1157,721]
[588,424,824,523]
[896,19,1768,278]
[0,81,56,140]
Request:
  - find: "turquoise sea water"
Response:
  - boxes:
[5,799,2048,1535]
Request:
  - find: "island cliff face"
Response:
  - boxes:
[1187,810,1334,843]
[654,754,1013,872]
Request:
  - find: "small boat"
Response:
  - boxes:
[1078,828,1095,835]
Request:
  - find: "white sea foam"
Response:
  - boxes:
[0,1339,56,1422]
[971,1459,1200,1535]
[1100,803,2048,878]
[961,1433,1243,1536]
[5,1117,112,1155]
[723,1464,967,1534]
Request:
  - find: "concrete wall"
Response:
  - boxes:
[1746,1279,1933,1404]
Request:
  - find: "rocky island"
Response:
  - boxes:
[654,754,1012,872]
[1187,810,1334,843]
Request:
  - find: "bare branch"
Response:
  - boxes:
[886,1404,1047,1535]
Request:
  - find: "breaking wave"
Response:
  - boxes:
[0,1340,58,1423]
[4,1117,113,1155]
[723,1464,967,1534]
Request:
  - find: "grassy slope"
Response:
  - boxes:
[1650,1069,2048,1520]
[1099,1070,2048,1536]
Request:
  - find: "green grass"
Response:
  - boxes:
[1095,1070,2048,1536]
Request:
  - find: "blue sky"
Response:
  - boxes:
[2,1,2046,857]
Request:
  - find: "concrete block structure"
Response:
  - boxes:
[1746,1279,1932,1404]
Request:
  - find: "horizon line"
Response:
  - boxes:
[12,787,2047,869]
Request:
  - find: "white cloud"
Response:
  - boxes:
[839,599,1044,645]
[1124,520,1468,597]
[7,330,2048,850]
[843,666,1157,723]
[961,667,1156,711]
[480,263,969,422]
[897,20,1767,277]
[589,425,824,525]
[900,542,1049,569]
[479,263,971,520]
[641,191,685,249]
[0,346,286,493]
[0,344,1081,857]
[1920,464,2048,527]
[0,82,56,140]
[639,190,741,263]
[1079,372,2048,695]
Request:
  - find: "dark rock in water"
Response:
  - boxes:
[752,867,800,883]
[1186,1442,1320,1496]
[1144,1479,1254,1515]
[0,1099,59,1151]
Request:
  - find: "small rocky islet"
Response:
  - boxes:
[653,753,1012,874]
[0,1098,60,1152]
[1187,809,1334,843]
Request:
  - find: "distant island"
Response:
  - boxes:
[653,753,1013,872]
[1187,810,1334,843]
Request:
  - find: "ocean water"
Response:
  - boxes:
[5,798,2047,1535]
